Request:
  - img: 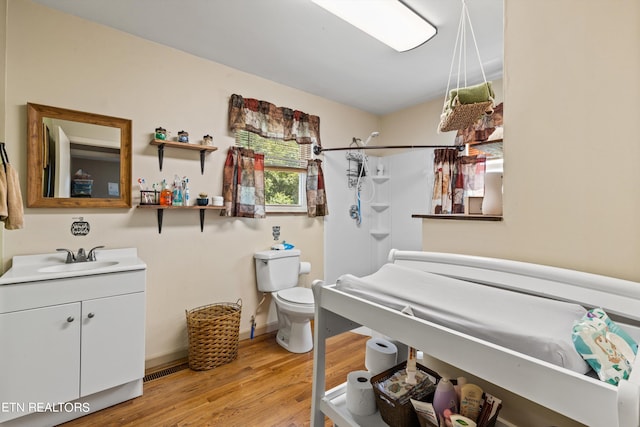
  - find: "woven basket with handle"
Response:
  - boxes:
[186,299,242,371]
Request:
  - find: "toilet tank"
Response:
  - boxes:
[254,249,301,292]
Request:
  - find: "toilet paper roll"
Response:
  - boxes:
[365,338,398,375]
[386,338,408,364]
[346,370,376,416]
[299,261,311,275]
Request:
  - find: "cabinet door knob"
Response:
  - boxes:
[87,312,95,319]
[67,316,74,323]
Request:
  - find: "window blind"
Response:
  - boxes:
[235,130,311,169]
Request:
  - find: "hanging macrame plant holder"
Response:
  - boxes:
[438,0,495,133]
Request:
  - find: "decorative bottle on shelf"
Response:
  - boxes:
[160,181,172,206]
[183,178,190,206]
[172,184,183,206]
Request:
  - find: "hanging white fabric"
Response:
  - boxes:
[438,0,495,134]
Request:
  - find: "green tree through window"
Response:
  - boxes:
[235,130,310,211]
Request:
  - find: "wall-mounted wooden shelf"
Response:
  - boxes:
[149,139,218,174]
[469,138,503,159]
[412,214,503,221]
[137,204,225,233]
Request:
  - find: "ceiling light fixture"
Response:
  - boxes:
[312,0,437,52]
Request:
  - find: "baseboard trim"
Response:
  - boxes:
[144,322,279,371]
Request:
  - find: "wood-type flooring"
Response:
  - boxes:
[59,331,369,427]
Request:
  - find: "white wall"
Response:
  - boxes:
[323,150,380,284]
[389,149,431,251]
[413,1,640,280]
[377,1,640,425]
[3,0,377,367]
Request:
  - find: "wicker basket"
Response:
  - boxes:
[186,300,242,371]
[415,386,503,427]
[371,361,440,427]
[438,100,494,133]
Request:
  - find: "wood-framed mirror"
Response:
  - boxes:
[27,103,132,208]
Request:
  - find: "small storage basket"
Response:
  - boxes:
[371,361,440,427]
[140,190,159,205]
[186,300,242,371]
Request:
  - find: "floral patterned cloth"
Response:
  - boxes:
[228,94,321,146]
[222,147,265,218]
[432,149,485,214]
[455,102,504,145]
[306,159,328,217]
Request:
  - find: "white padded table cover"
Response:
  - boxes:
[336,263,590,374]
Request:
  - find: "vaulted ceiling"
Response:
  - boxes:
[32,0,504,115]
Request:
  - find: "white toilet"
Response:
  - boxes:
[254,249,314,353]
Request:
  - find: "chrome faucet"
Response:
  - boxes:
[56,246,105,263]
[75,248,88,262]
[87,246,104,261]
[56,248,75,263]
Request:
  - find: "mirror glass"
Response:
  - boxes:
[27,103,132,208]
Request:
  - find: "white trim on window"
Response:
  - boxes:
[266,172,307,213]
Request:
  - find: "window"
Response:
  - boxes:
[235,130,311,213]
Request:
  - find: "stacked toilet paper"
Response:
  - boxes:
[365,337,398,375]
[345,371,376,416]
[345,337,398,417]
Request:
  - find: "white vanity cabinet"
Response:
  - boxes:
[0,249,146,427]
[80,292,145,396]
[0,303,82,412]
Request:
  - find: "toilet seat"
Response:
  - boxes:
[277,287,314,305]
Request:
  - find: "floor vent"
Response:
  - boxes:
[143,363,190,382]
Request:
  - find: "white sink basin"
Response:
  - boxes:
[0,248,147,285]
[37,261,119,274]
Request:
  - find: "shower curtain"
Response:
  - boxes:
[222,147,265,218]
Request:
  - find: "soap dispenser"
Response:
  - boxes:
[160,180,172,206]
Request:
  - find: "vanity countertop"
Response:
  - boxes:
[0,248,146,286]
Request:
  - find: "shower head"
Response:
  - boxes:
[362,131,380,146]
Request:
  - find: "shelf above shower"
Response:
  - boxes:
[371,175,389,183]
[412,214,503,221]
[370,203,389,212]
[370,229,390,239]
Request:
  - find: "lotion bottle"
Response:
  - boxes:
[459,383,483,422]
[433,378,458,422]
[183,178,190,206]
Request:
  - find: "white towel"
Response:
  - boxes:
[0,168,7,219]
[4,163,24,230]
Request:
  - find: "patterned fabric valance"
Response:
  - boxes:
[228,94,321,146]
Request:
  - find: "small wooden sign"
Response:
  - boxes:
[71,220,90,236]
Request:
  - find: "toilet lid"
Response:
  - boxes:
[278,287,314,305]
